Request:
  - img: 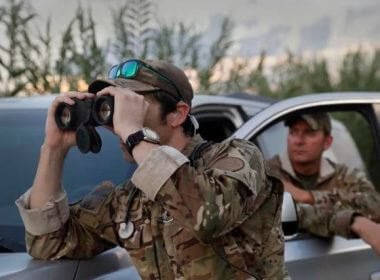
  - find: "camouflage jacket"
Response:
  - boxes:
[268,153,380,238]
[17,135,287,280]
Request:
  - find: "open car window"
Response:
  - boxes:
[193,104,248,142]
[254,107,380,192]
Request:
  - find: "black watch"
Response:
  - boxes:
[125,127,160,155]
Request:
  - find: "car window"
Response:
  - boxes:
[197,116,237,142]
[330,110,380,189]
[64,126,136,202]
[254,107,380,194]
[255,110,372,176]
[192,104,247,142]
[0,108,136,250]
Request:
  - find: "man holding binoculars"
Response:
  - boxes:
[16,59,288,279]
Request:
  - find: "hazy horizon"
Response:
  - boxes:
[18,0,379,59]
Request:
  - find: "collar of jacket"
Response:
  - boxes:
[181,134,205,157]
[279,152,336,185]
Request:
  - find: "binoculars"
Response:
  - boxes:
[55,96,114,153]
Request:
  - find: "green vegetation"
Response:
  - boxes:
[0,0,379,98]
[1,0,380,187]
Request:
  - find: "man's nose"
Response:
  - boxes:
[293,134,305,144]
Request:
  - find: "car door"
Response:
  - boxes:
[232,92,380,280]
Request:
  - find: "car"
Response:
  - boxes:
[1,92,380,279]
[233,92,380,280]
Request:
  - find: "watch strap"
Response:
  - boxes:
[125,130,145,155]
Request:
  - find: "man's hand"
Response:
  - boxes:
[282,179,315,204]
[352,216,380,257]
[96,86,149,142]
[44,92,94,152]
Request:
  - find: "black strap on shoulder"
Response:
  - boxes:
[189,141,213,167]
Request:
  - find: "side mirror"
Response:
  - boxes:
[281,192,298,236]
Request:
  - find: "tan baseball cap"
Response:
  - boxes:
[285,112,332,134]
[88,59,194,106]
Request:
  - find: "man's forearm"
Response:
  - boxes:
[351,216,380,256]
[30,144,68,209]
[282,180,315,204]
[293,189,314,204]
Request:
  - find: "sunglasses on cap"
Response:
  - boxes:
[108,59,182,101]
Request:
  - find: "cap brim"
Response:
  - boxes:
[88,78,159,94]
[284,115,318,130]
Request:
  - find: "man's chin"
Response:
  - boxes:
[290,156,311,165]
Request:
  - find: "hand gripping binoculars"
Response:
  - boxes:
[55,96,114,153]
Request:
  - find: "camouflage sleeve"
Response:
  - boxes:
[297,203,357,238]
[311,169,380,219]
[132,142,267,243]
[16,182,117,260]
[299,168,380,238]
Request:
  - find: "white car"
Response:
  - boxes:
[233,92,380,280]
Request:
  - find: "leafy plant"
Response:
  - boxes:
[0,0,36,96]
[21,17,62,94]
[337,49,380,91]
[197,17,234,93]
[111,0,153,61]
[71,5,107,84]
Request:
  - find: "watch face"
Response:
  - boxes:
[143,127,160,142]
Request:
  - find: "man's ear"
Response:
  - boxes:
[323,134,333,150]
[167,102,190,127]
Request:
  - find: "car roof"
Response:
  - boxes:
[226,92,275,104]
[3,92,380,112]
[0,95,56,109]
[0,92,273,111]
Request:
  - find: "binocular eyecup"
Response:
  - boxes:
[55,96,114,154]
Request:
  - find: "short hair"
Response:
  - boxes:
[150,90,194,137]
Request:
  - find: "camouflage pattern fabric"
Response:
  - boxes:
[25,136,288,280]
[268,155,380,238]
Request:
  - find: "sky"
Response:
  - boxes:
[22,0,380,59]
[1,0,380,80]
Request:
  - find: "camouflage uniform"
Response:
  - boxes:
[17,135,287,280]
[268,153,380,238]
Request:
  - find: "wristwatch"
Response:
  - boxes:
[125,127,160,155]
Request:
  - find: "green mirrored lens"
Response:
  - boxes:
[121,61,138,78]
[108,65,118,79]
